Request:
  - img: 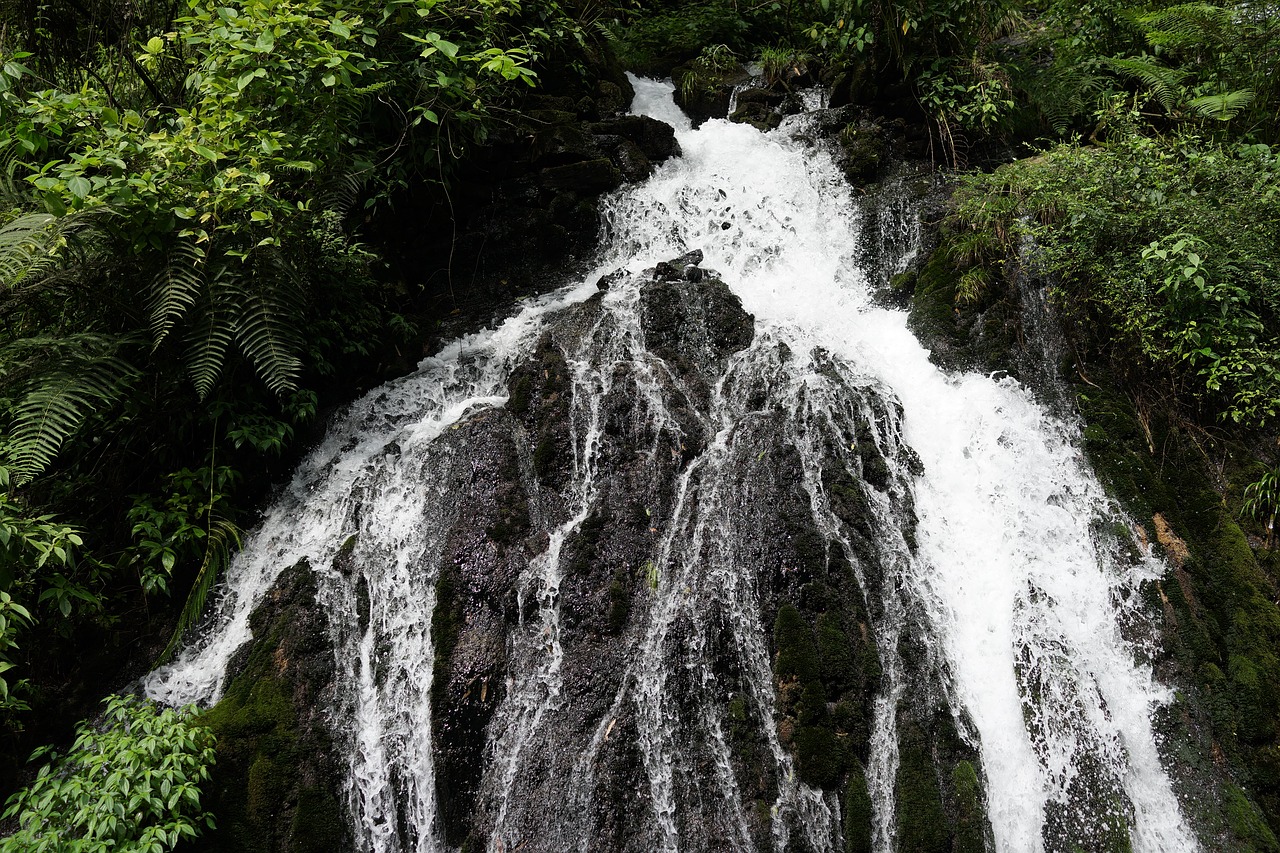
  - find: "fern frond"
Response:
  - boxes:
[233,262,303,396]
[1139,3,1233,51]
[351,79,395,96]
[156,518,241,665]
[321,173,364,219]
[1105,57,1190,113]
[147,241,207,348]
[183,267,240,400]
[1030,62,1110,134]
[1188,89,1255,120]
[0,213,62,289]
[6,345,138,484]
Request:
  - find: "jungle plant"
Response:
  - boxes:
[679,43,740,98]
[950,128,1280,428]
[1242,464,1280,546]
[0,695,217,852]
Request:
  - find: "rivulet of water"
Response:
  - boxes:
[145,76,1199,853]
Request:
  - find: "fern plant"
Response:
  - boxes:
[1,335,138,486]
[1187,89,1256,121]
[147,245,304,399]
[157,518,241,664]
[1105,56,1190,113]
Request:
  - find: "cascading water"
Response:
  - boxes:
[145,76,1199,853]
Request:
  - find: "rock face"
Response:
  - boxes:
[193,561,350,852]
[906,229,1280,851]
[212,255,989,852]
[672,61,751,126]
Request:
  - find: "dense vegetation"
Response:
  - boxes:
[2,0,1280,846]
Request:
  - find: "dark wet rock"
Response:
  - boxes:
[198,269,983,850]
[730,99,782,132]
[595,268,628,291]
[591,114,681,163]
[538,158,624,195]
[835,121,890,185]
[640,275,753,406]
[672,62,751,127]
[796,104,863,139]
[610,138,654,182]
[738,87,786,109]
[729,87,787,132]
[596,79,629,117]
[647,248,707,283]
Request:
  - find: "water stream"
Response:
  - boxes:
[145,77,1198,853]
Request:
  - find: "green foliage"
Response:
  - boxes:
[758,46,814,86]
[126,466,238,597]
[918,54,1015,156]
[610,1,752,70]
[1243,465,1280,534]
[0,695,217,852]
[1021,0,1280,139]
[679,43,739,98]
[1,0,579,414]
[2,335,139,485]
[0,590,33,713]
[953,130,1280,427]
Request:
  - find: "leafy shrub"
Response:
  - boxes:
[952,126,1280,427]
[0,695,217,852]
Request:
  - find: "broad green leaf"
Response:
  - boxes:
[67,177,91,200]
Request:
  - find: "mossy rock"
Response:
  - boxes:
[671,62,750,126]
[951,760,988,853]
[843,764,874,853]
[193,561,350,852]
[894,719,950,853]
[1073,368,1280,843]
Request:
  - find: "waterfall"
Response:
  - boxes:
[145,77,1199,853]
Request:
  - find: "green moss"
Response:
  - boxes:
[607,573,630,635]
[1225,784,1280,852]
[952,758,988,850]
[196,566,347,852]
[1067,365,1280,839]
[908,248,961,348]
[773,603,856,788]
[774,603,820,683]
[895,721,950,853]
[793,724,841,789]
[843,764,874,853]
[951,761,987,853]
[288,787,349,853]
[817,611,855,695]
[890,270,917,297]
